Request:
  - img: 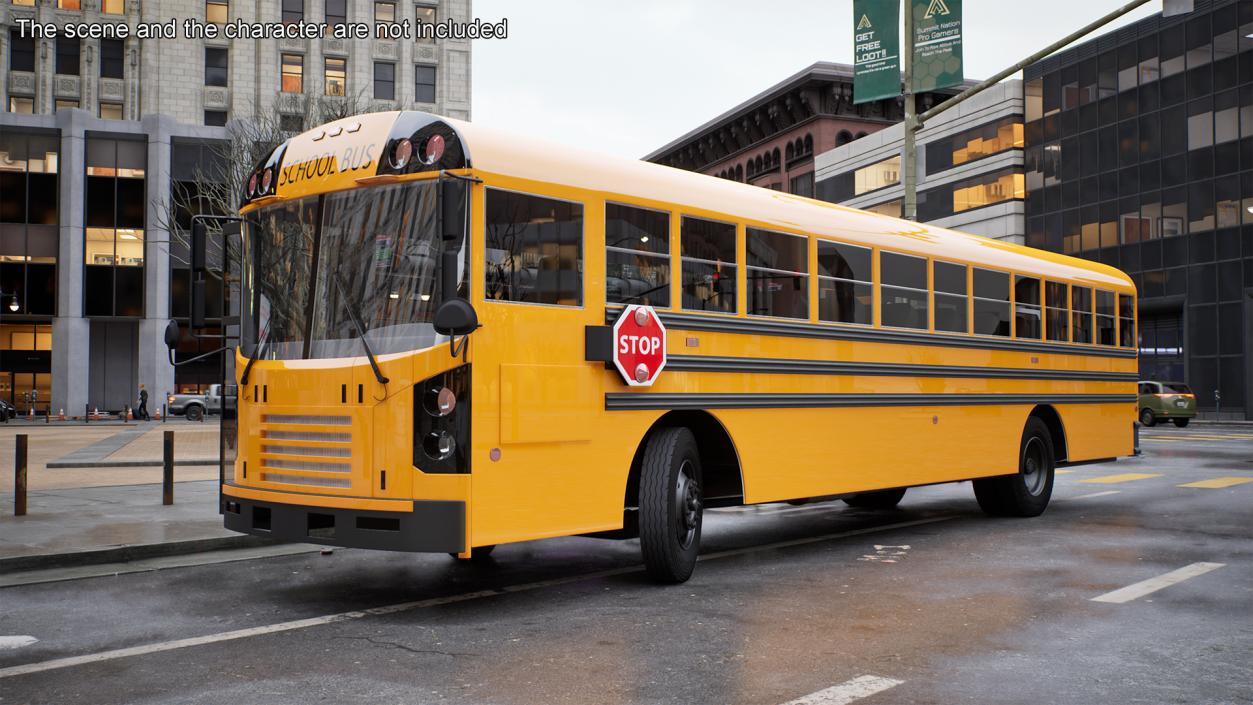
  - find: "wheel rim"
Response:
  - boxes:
[1021,436,1048,496]
[1141,410,1153,425]
[674,460,701,550]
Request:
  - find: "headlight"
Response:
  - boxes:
[414,366,470,474]
[423,431,456,460]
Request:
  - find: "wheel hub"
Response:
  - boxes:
[674,460,701,548]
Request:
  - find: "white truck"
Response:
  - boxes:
[166,384,227,421]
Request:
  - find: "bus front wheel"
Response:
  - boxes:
[973,417,1055,518]
[638,427,703,584]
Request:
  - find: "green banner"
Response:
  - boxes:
[853,0,901,104]
[912,0,963,92]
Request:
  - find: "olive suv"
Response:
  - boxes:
[1138,381,1196,427]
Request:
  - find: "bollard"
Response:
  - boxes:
[162,403,167,423]
[14,434,27,516]
[85,403,90,424]
[123,406,128,424]
[162,430,174,505]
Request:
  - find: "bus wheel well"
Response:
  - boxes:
[1029,405,1068,463]
[625,411,744,511]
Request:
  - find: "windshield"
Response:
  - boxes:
[241,180,466,360]
[1163,383,1192,394]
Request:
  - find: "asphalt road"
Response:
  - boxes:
[1,424,1250,705]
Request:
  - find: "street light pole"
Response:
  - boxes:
[902,2,918,221]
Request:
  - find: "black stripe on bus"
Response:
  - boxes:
[605,308,1138,359]
[666,355,1139,382]
[604,393,1136,411]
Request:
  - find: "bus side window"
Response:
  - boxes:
[816,240,872,325]
[1045,281,1069,341]
[933,260,967,333]
[1072,285,1093,343]
[484,189,583,306]
[746,228,808,319]
[1119,293,1136,347]
[680,216,737,313]
[880,251,928,330]
[972,268,1011,336]
[605,203,670,307]
[1095,289,1116,345]
[1014,275,1042,339]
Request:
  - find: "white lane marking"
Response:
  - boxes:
[1070,490,1121,500]
[0,515,954,680]
[1092,562,1226,604]
[858,545,910,563]
[0,636,38,650]
[781,675,904,705]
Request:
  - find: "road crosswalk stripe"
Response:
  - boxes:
[1079,473,1163,484]
[1178,476,1253,489]
[1092,562,1225,604]
[780,675,904,705]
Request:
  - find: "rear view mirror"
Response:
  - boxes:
[164,319,181,350]
[433,298,478,337]
[191,220,207,273]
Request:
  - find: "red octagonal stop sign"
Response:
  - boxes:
[612,305,667,386]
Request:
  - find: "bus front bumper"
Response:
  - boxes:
[222,494,465,553]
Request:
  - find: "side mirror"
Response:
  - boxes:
[164,319,181,350]
[433,298,478,336]
[191,220,207,273]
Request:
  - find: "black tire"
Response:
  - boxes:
[185,405,204,422]
[1139,408,1156,427]
[639,427,703,584]
[1173,418,1189,428]
[449,544,496,561]
[973,416,1055,518]
[843,487,907,509]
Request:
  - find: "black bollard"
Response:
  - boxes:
[162,430,174,505]
[15,434,28,516]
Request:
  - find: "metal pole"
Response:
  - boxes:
[163,430,174,505]
[14,434,27,516]
[902,0,917,221]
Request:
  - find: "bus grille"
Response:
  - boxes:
[256,414,356,490]
[261,414,352,426]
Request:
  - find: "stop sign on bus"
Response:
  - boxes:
[612,305,667,386]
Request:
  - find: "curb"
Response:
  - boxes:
[45,459,220,469]
[0,534,285,574]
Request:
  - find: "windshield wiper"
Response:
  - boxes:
[332,269,389,385]
[239,324,271,387]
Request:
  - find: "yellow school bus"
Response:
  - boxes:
[219,110,1137,583]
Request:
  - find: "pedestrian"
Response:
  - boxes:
[138,384,150,421]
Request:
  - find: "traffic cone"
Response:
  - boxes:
[58,408,65,421]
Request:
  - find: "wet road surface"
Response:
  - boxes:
[1,425,1250,705]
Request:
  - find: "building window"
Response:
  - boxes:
[854,156,900,196]
[204,110,227,126]
[55,37,80,76]
[414,64,436,103]
[1095,289,1116,346]
[281,53,304,93]
[323,0,343,26]
[373,62,394,100]
[680,217,736,313]
[8,98,34,114]
[374,1,394,23]
[789,172,814,198]
[415,4,436,42]
[1045,281,1069,342]
[919,169,1025,221]
[484,189,583,306]
[1071,285,1093,344]
[279,114,303,132]
[98,103,123,120]
[880,251,928,330]
[865,200,902,218]
[817,240,872,325]
[1014,276,1042,339]
[9,30,35,73]
[283,0,305,24]
[55,99,79,110]
[206,0,228,22]
[0,131,59,316]
[746,229,807,319]
[11,0,35,5]
[972,268,1010,337]
[100,39,125,79]
[204,47,228,87]
[101,0,124,13]
[934,260,967,333]
[84,138,146,317]
[605,203,669,307]
[925,117,1024,174]
[324,57,346,96]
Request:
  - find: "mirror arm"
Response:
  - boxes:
[169,345,231,367]
[448,324,480,361]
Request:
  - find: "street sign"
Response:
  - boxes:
[912,0,963,92]
[853,0,901,104]
[612,305,667,387]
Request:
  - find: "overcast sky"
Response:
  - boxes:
[470,0,1164,159]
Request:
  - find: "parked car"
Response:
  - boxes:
[167,384,226,422]
[1138,381,1196,427]
[0,399,15,422]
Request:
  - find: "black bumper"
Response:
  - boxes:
[223,494,465,553]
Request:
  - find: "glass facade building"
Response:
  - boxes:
[1024,0,1253,418]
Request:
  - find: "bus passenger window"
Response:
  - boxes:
[1014,276,1042,339]
[1045,281,1069,341]
[1071,286,1093,343]
[485,189,583,306]
[816,240,872,325]
[933,260,967,333]
[680,217,736,313]
[1095,290,1116,345]
[880,251,928,329]
[606,203,669,307]
[747,228,808,319]
[972,268,1011,336]
[1119,293,1136,347]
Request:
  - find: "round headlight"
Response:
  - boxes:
[246,172,258,197]
[423,431,456,460]
[261,167,273,193]
[424,386,456,417]
[391,138,413,169]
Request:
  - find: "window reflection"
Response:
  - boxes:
[746,229,807,319]
[680,217,735,313]
[485,189,583,306]
[816,240,871,325]
[854,156,900,196]
[606,203,669,307]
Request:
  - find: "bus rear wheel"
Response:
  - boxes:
[638,427,703,584]
[843,488,907,509]
[973,417,1055,518]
